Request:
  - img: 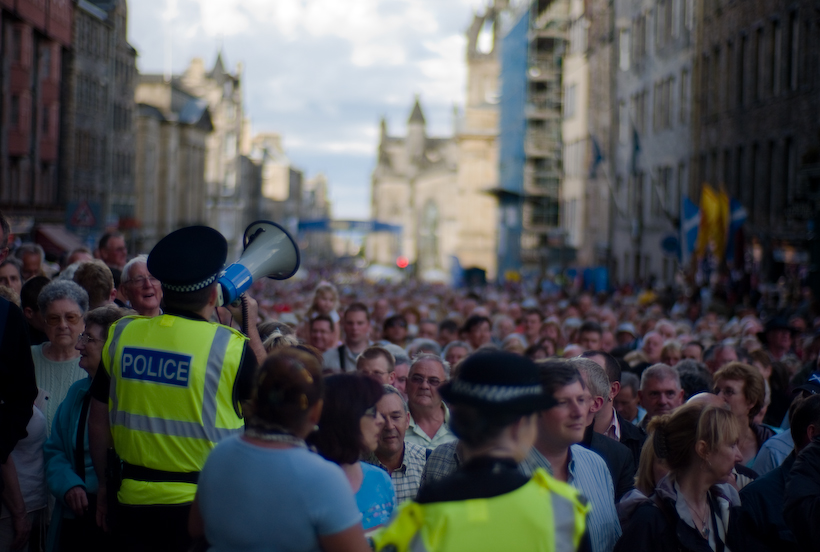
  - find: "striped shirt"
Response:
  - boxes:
[365,441,428,504]
[421,441,621,552]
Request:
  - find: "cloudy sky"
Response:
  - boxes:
[129,0,490,219]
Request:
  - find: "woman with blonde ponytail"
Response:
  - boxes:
[614,402,747,552]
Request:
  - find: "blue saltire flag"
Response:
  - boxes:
[681,197,700,264]
[725,198,748,262]
[589,136,604,179]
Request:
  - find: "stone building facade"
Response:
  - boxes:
[134,78,212,252]
[61,0,137,237]
[611,0,694,284]
[0,0,72,223]
[693,0,820,281]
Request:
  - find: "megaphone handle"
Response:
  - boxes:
[240,295,250,336]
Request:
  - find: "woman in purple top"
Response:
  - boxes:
[309,374,396,531]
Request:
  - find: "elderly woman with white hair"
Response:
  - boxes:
[120,254,162,317]
[32,280,89,436]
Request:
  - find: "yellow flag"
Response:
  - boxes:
[695,185,730,260]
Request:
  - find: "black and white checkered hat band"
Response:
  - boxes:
[449,379,543,403]
[162,273,218,293]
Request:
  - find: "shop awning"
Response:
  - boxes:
[35,225,86,257]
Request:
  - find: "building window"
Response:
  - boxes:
[619,29,631,70]
[755,28,764,102]
[680,69,689,123]
[739,35,747,106]
[42,105,50,135]
[772,21,782,96]
[10,96,19,131]
[677,162,686,204]
[564,84,577,118]
[619,101,628,144]
[787,13,799,91]
[41,46,51,78]
[12,28,22,63]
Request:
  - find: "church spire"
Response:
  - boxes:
[408,94,426,125]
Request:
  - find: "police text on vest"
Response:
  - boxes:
[121,347,193,387]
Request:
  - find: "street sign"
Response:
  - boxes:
[66,200,102,232]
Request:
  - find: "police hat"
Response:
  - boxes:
[148,226,228,293]
[439,351,556,415]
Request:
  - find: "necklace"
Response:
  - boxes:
[244,428,307,448]
[684,497,710,539]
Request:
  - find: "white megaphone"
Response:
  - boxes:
[217,220,301,306]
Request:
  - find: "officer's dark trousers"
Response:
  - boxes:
[116,503,192,552]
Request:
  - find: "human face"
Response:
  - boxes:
[392,363,409,397]
[123,264,162,316]
[614,386,639,422]
[309,320,333,352]
[768,329,792,351]
[344,311,370,347]
[406,360,446,410]
[468,321,491,349]
[21,252,41,280]
[418,321,438,340]
[76,323,105,376]
[642,333,664,363]
[578,331,601,352]
[376,393,410,458]
[45,298,85,349]
[445,345,468,368]
[661,349,681,367]
[0,264,22,294]
[523,314,542,339]
[67,250,93,265]
[360,405,386,454]
[315,292,335,315]
[714,378,753,419]
[539,381,588,449]
[373,299,390,320]
[101,236,127,268]
[496,318,515,340]
[712,346,738,372]
[358,356,392,384]
[601,331,615,353]
[703,439,743,485]
[384,321,407,345]
[682,343,703,362]
[657,323,676,342]
[639,377,684,419]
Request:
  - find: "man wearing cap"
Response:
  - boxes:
[87,226,259,552]
[758,317,798,362]
[374,351,590,552]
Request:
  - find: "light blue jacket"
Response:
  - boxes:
[43,376,97,552]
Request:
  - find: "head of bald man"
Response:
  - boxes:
[686,392,729,409]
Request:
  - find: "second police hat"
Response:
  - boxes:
[439,350,556,415]
[148,226,228,293]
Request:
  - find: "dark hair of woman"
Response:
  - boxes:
[245,348,324,436]
[308,374,384,464]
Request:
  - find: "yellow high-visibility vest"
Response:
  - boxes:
[101,314,247,506]
[374,468,589,552]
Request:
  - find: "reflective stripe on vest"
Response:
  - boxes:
[103,314,246,505]
[373,468,589,552]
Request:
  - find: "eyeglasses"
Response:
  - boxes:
[363,406,379,418]
[46,312,83,326]
[125,276,159,287]
[77,333,102,345]
[409,374,442,387]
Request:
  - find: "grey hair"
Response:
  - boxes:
[38,280,89,314]
[0,257,22,278]
[442,340,473,360]
[406,338,441,358]
[121,254,149,284]
[381,342,410,366]
[15,243,45,263]
[492,314,514,335]
[620,372,640,394]
[382,384,408,413]
[640,363,681,391]
[409,353,451,380]
[570,357,611,398]
[55,262,81,281]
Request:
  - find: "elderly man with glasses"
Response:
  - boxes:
[404,354,457,450]
[120,255,162,317]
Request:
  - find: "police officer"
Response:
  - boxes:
[373,351,591,552]
[87,226,258,552]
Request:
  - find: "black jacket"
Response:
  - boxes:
[784,437,820,552]
[738,452,796,552]
[582,425,636,501]
[616,411,647,469]
[0,298,37,463]
[615,490,744,552]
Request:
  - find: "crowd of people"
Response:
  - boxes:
[1,210,819,552]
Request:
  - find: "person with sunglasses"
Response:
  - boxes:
[404,354,457,450]
[32,280,89,436]
[309,374,395,533]
[43,305,125,552]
